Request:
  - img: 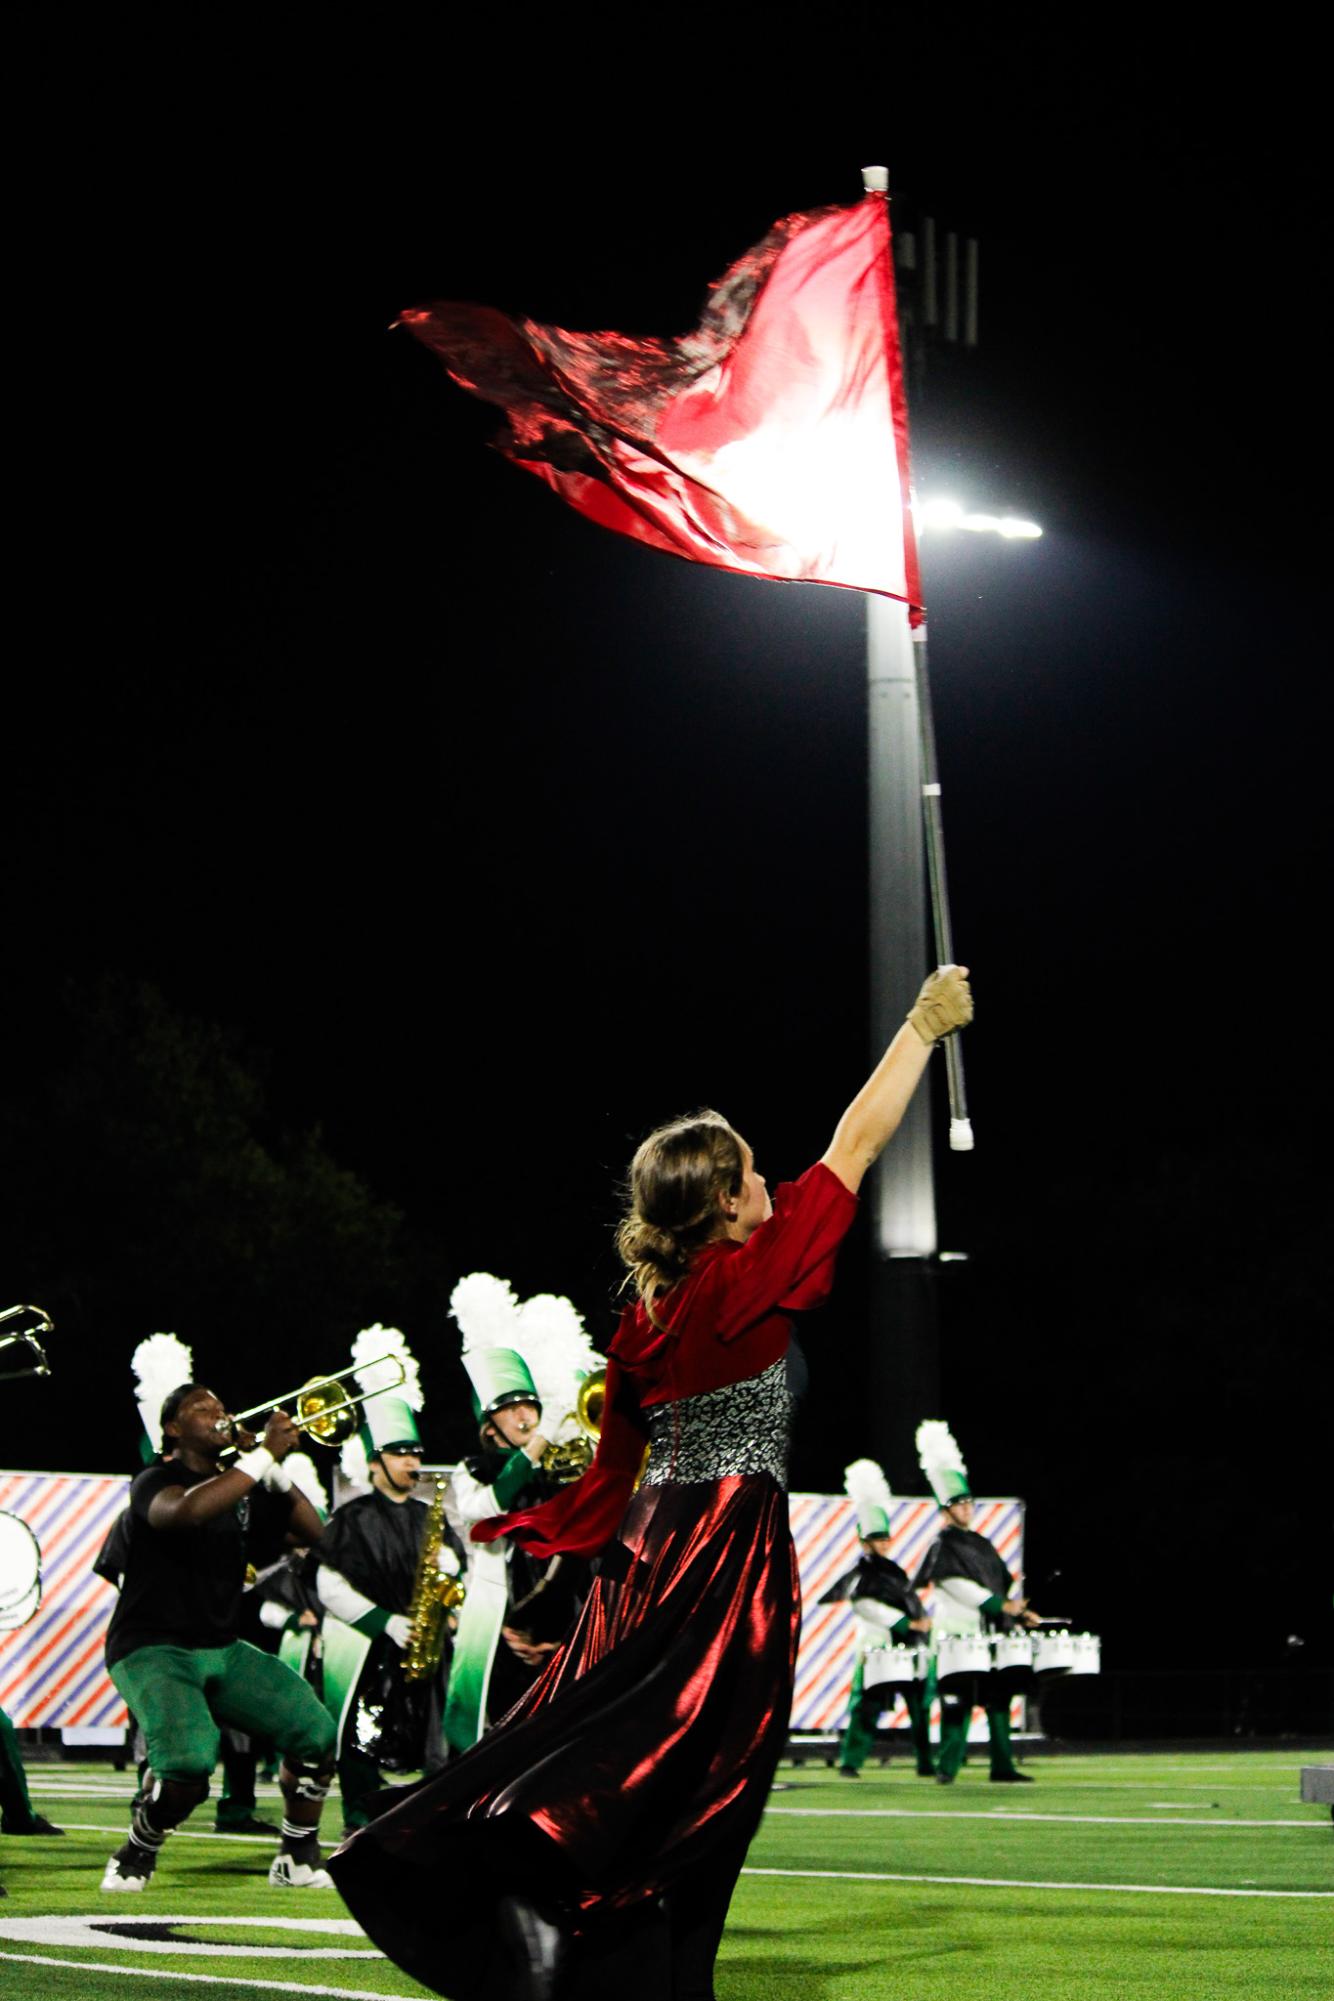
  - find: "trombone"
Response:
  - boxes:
[0,1305,54,1383]
[217,1355,407,1448]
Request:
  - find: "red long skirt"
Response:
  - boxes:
[328,1471,798,2000]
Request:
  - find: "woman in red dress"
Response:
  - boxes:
[328,965,972,2000]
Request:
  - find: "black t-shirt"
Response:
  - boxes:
[105,1460,253,1668]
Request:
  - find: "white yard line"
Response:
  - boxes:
[965,1781,1296,1792]
[766,1807,1317,1829]
[1004,1763,1309,1774]
[44,1821,282,1844]
[0,1956,422,2000]
[28,1788,141,1800]
[30,1782,283,1794]
[742,1866,1333,1900]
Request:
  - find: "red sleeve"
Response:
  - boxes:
[709,1161,857,1341]
[470,1351,648,1560]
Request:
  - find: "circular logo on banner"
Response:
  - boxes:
[0,1913,377,1957]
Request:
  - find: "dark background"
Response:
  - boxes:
[3,24,1329,1692]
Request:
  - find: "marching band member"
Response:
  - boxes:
[443,1278,599,1750]
[312,1328,464,1833]
[106,1332,296,1833]
[914,1419,1040,1785]
[820,1458,934,1778]
[100,1378,337,1889]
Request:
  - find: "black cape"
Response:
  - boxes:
[818,1550,925,1621]
[914,1525,1013,1599]
[318,1490,463,1616]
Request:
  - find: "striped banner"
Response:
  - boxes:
[0,1473,1024,1740]
[790,1493,1025,1735]
[0,1470,129,1728]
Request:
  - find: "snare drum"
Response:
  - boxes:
[1032,1628,1077,1675]
[1069,1632,1101,1676]
[990,1630,1034,1674]
[863,1642,920,1689]
[936,1631,992,1682]
[0,1511,41,1633]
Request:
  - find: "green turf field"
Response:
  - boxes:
[1,1750,1329,2000]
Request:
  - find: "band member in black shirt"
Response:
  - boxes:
[101,1381,337,1890]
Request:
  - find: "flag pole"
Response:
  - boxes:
[913,623,973,1149]
[864,161,973,1152]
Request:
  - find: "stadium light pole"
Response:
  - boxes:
[866,497,1042,1486]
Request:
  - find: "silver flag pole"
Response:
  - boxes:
[913,623,973,1150]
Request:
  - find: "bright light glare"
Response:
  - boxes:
[918,497,1042,540]
[919,498,965,532]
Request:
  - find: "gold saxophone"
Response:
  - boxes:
[403,1477,467,1684]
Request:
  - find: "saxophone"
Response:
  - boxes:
[403,1477,466,1684]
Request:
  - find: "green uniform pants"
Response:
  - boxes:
[109,1641,334,1785]
[937,1677,1020,1779]
[0,1704,42,1833]
[838,1662,936,1775]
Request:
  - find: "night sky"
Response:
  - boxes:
[4,27,1328,1686]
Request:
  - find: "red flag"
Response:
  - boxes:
[402,195,923,617]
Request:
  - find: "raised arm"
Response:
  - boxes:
[146,1411,301,1531]
[822,966,972,1195]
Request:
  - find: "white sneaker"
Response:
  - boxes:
[101,1852,154,1891]
[269,1852,333,1888]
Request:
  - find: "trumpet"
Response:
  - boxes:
[218,1356,408,1449]
[540,1368,605,1483]
[0,1305,54,1383]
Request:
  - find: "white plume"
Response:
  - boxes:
[283,1451,329,1517]
[513,1292,604,1434]
[341,1325,420,1485]
[450,1272,522,1354]
[339,1431,370,1490]
[350,1323,422,1408]
[844,1457,893,1519]
[132,1332,195,1449]
[915,1418,967,1491]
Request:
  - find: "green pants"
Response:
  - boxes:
[109,1641,334,1784]
[937,1678,1019,1779]
[0,1704,41,1833]
[839,1664,936,1775]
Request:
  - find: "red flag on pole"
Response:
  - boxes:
[401,194,923,619]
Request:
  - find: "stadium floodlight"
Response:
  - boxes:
[918,496,1042,539]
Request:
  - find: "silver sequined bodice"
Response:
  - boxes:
[640,1357,793,1488]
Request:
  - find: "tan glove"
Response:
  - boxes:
[906,965,973,1045]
